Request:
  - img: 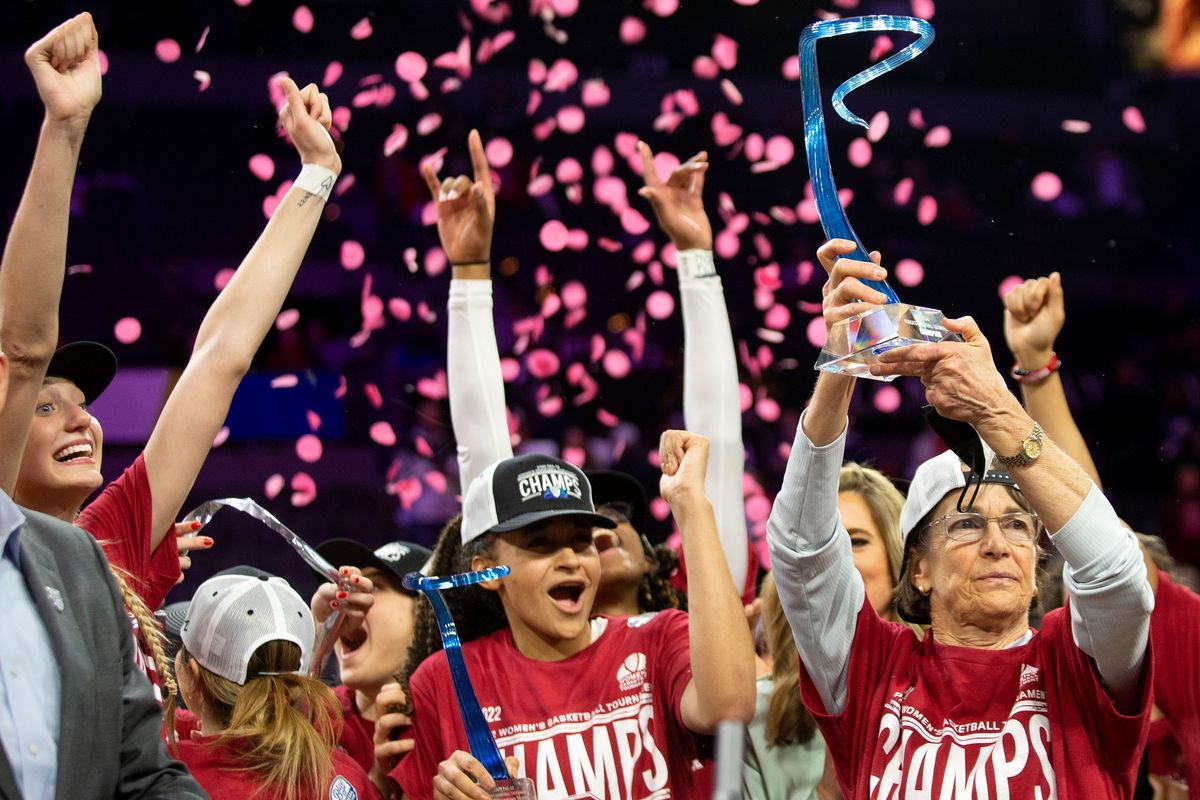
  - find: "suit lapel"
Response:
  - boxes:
[18,521,92,800]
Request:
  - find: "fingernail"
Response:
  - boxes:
[352,576,361,585]
[190,521,202,530]
[331,600,340,609]
[341,567,350,576]
[202,537,213,546]
[336,591,348,599]
[875,268,886,278]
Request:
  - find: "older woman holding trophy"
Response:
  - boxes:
[766,238,1154,797]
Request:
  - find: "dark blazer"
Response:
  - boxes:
[0,506,207,800]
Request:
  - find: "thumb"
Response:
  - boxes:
[281,77,305,123]
[1048,271,1064,306]
[943,315,982,341]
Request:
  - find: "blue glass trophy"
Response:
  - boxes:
[800,16,962,380]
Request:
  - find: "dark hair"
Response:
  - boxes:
[398,514,506,715]
[894,484,1042,625]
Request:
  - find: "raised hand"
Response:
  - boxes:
[174,521,211,584]
[422,130,495,269]
[370,681,415,792]
[869,316,1016,425]
[816,239,889,336]
[278,77,340,174]
[658,429,711,508]
[1003,272,1065,368]
[309,566,374,629]
[25,12,102,128]
[637,141,712,251]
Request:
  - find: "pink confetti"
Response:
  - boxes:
[1031,171,1063,202]
[332,106,352,131]
[715,229,740,260]
[193,70,211,92]
[582,79,610,107]
[533,118,557,141]
[755,396,781,422]
[764,304,791,330]
[485,137,513,168]
[275,308,300,330]
[395,51,427,83]
[265,474,285,500]
[692,56,719,80]
[1061,119,1091,134]
[211,426,229,447]
[869,35,893,62]
[97,49,109,75]
[806,316,827,348]
[340,240,365,270]
[195,26,210,53]
[782,55,800,81]
[369,421,397,447]
[527,349,561,379]
[544,59,579,92]
[738,383,753,412]
[114,317,141,344]
[272,374,300,390]
[712,34,739,70]
[651,497,670,521]
[1122,106,1146,133]
[645,291,675,320]
[290,472,317,507]
[67,264,92,276]
[711,113,742,147]
[867,110,890,142]
[917,195,938,225]
[557,106,585,134]
[565,229,589,250]
[364,383,383,409]
[388,297,411,321]
[620,208,651,235]
[306,410,322,431]
[296,434,323,463]
[720,78,744,106]
[323,61,343,87]
[214,268,235,291]
[632,240,656,264]
[417,113,443,136]
[540,220,569,252]
[501,358,521,382]
[528,174,554,197]
[541,293,562,318]
[383,124,409,157]
[893,177,914,206]
[874,385,902,413]
[998,275,1024,298]
[555,157,584,183]
[248,154,275,181]
[848,137,872,167]
[924,125,951,148]
[644,0,679,16]
[292,5,314,33]
[416,371,448,400]
[895,258,924,287]
[350,17,373,39]
[908,108,926,129]
[603,350,631,379]
[619,16,646,44]
[155,39,181,63]
[764,136,794,166]
[911,0,935,18]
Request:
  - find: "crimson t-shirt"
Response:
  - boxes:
[393,610,699,800]
[800,600,1152,799]
[76,452,181,611]
[1152,574,1200,796]
[177,735,380,800]
[334,683,379,774]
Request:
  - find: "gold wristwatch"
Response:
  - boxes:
[995,421,1044,469]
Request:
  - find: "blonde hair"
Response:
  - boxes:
[760,572,818,747]
[110,564,179,711]
[838,463,906,620]
[167,640,343,800]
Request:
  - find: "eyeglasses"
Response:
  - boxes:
[925,512,1040,544]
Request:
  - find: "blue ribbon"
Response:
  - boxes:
[404,567,512,782]
[800,15,936,304]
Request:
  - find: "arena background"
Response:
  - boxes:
[1,0,1196,599]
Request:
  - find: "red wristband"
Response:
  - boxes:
[1011,352,1060,384]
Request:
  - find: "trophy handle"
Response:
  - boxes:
[799,15,936,304]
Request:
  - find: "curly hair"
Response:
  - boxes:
[397,514,507,716]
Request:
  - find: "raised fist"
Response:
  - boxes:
[25,12,102,127]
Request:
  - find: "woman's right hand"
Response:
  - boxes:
[422,130,495,272]
[432,751,522,800]
[816,238,890,336]
[309,566,373,626]
[370,682,415,792]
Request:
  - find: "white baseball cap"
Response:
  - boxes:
[180,574,314,685]
[899,444,1017,544]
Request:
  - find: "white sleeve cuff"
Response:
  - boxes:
[676,249,717,282]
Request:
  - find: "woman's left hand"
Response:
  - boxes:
[174,521,212,584]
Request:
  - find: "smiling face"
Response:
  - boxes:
[335,568,417,698]
[474,516,600,660]
[14,377,104,516]
[593,505,651,598]
[911,484,1039,636]
[839,491,895,617]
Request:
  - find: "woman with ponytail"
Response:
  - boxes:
[170,573,379,800]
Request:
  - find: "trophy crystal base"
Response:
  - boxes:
[487,778,537,798]
[815,303,963,382]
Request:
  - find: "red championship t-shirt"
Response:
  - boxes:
[177,735,380,800]
[393,610,699,800]
[1152,574,1200,797]
[334,683,379,774]
[800,600,1152,799]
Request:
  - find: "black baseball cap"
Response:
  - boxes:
[460,453,617,544]
[587,470,649,534]
[46,341,117,403]
[314,539,433,593]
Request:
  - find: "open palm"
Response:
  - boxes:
[637,142,712,251]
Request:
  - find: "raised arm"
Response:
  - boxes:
[1002,272,1101,486]
[141,78,340,546]
[637,141,748,589]
[423,131,512,489]
[660,430,756,732]
[0,13,101,494]
[766,240,889,716]
[872,317,1152,706]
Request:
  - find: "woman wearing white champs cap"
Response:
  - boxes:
[766,242,1154,798]
[169,573,380,800]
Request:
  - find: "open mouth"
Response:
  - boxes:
[339,627,368,656]
[53,443,93,464]
[547,581,586,614]
[593,530,620,554]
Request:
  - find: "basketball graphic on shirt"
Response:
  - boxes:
[328,775,357,800]
[617,652,647,691]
